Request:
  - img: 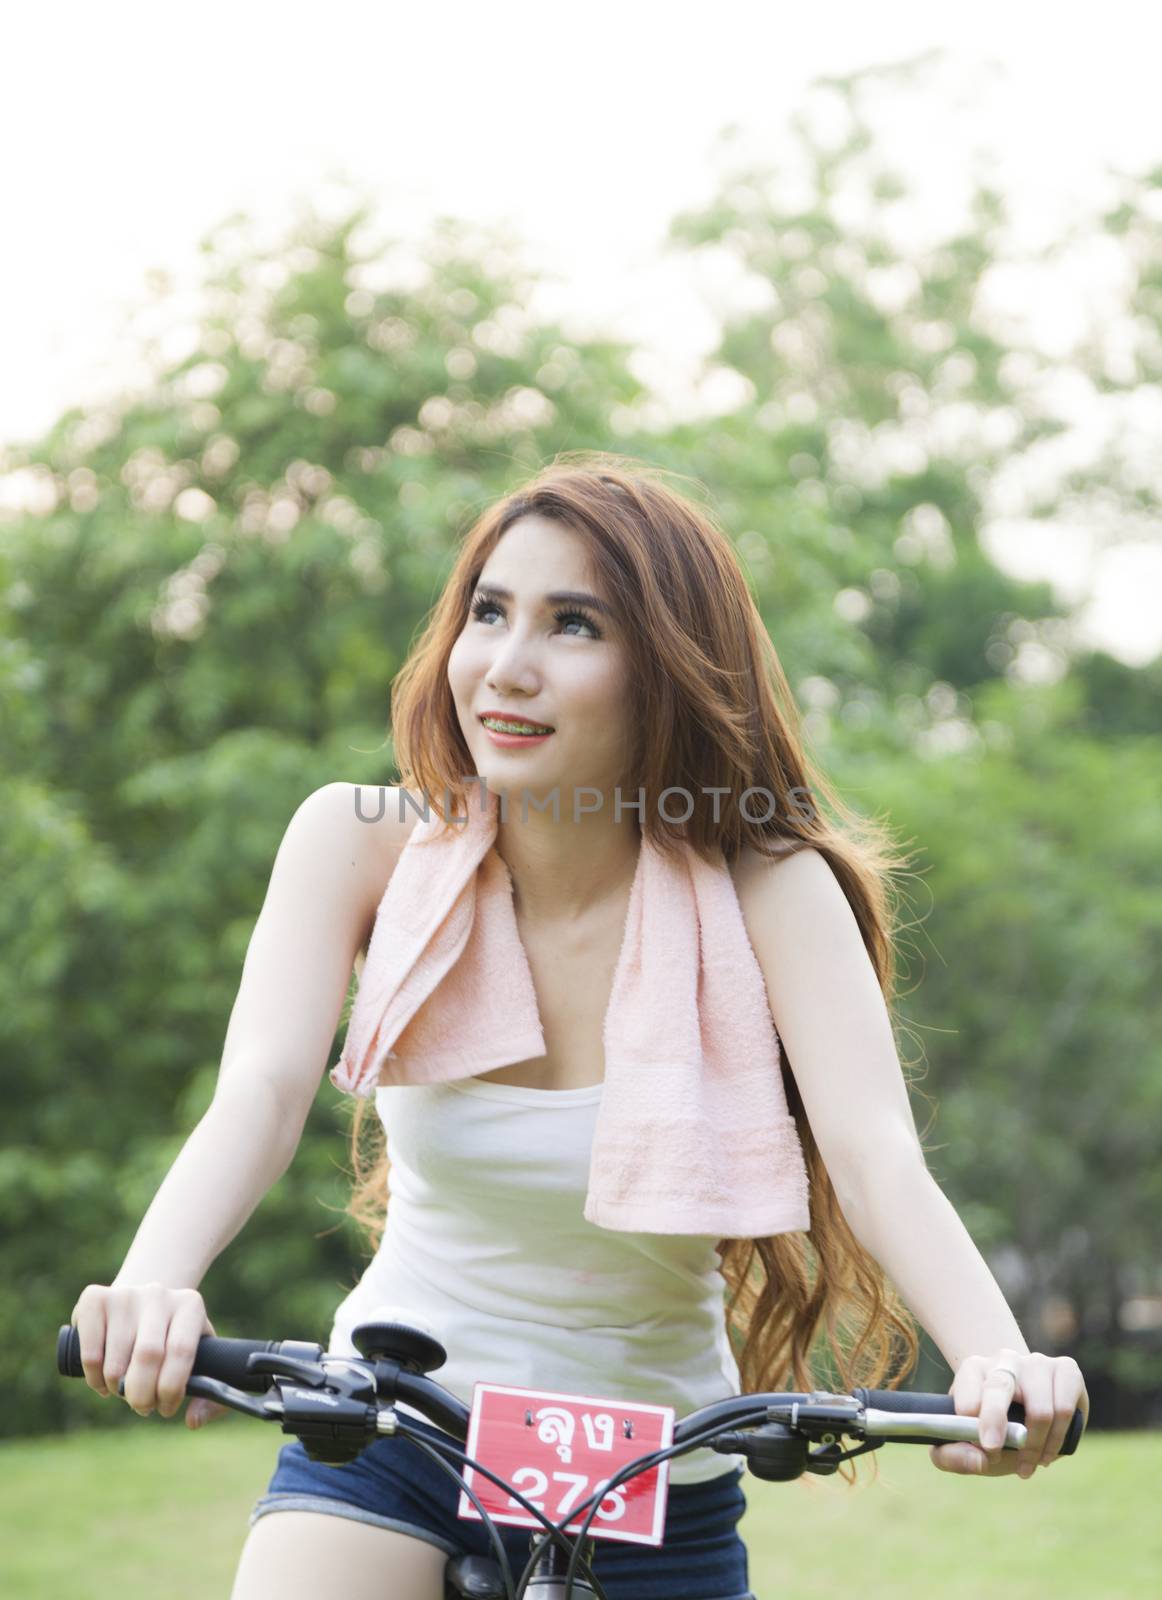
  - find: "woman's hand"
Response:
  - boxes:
[928,1347,1089,1479]
[70,1281,229,1430]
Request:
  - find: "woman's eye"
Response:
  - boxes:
[553,608,601,638]
[469,596,601,639]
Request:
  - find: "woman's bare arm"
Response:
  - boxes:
[112,781,405,1289]
[735,845,1028,1371]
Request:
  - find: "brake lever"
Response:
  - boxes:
[185,1374,284,1421]
[246,1353,332,1388]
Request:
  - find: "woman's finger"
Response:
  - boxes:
[101,1297,137,1402]
[120,1298,172,1416]
[930,1440,1020,1475]
[1014,1353,1055,1477]
[155,1292,206,1420]
[72,1292,110,1397]
[186,1398,231,1429]
[949,1356,1000,1463]
[950,1357,985,1423]
[930,1442,984,1473]
[977,1350,1022,1451]
[1036,1358,1086,1466]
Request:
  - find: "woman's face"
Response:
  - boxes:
[447,515,632,810]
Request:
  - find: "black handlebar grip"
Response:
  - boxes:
[57,1325,279,1394]
[854,1386,1085,1456]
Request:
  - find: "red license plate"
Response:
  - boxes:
[456,1382,675,1546]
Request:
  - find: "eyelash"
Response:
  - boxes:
[469,592,603,639]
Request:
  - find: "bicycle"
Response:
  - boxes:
[58,1312,1086,1599]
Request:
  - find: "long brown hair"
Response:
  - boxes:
[340,451,929,1486]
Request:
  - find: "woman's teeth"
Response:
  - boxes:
[482,718,551,735]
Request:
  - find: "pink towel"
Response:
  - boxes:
[332,784,811,1238]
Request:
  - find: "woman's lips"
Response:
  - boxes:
[481,722,555,748]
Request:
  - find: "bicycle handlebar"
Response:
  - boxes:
[55,1321,1086,1458]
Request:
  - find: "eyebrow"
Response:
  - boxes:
[472,582,612,616]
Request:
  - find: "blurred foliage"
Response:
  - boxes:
[2,54,1159,1437]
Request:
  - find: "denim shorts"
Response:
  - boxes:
[248,1413,755,1600]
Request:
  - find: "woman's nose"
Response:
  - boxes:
[486,664,540,697]
[485,636,540,691]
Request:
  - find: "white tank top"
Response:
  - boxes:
[326,1078,746,1484]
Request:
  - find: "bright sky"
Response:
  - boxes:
[4,0,1160,665]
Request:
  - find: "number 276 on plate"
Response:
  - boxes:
[457,1382,676,1547]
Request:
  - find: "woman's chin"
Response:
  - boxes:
[470,754,566,806]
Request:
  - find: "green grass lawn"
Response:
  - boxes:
[2,1418,1159,1598]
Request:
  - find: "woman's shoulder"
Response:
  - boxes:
[320,784,426,952]
[334,782,425,866]
[729,835,815,893]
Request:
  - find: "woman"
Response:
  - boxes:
[71,457,1088,1600]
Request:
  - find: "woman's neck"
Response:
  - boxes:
[495,815,641,925]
